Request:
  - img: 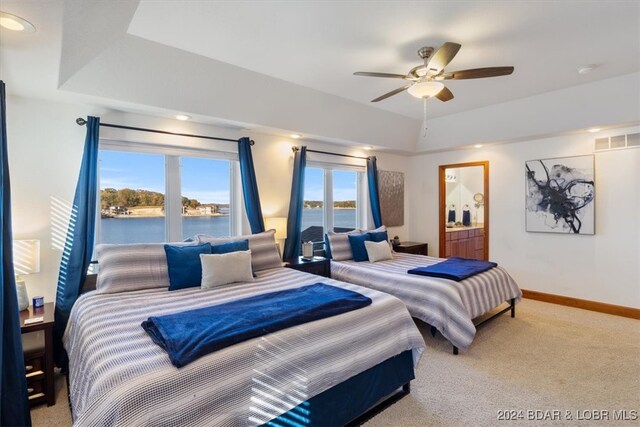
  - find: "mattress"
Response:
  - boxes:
[64,267,425,426]
[331,252,522,351]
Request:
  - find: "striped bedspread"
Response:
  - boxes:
[331,253,522,351]
[64,267,425,427]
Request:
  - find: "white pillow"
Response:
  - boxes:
[200,250,254,288]
[364,240,393,263]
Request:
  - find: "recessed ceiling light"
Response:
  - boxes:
[0,12,36,33]
[290,134,302,139]
[577,65,596,75]
[474,144,483,149]
[587,128,601,133]
[175,114,191,121]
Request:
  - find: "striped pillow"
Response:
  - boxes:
[95,243,192,294]
[196,229,284,272]
[326,226,387,261]
[325,229,361,261]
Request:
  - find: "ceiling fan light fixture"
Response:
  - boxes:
[0,12,36,32]
[408,81,445,99]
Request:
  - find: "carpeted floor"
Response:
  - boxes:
[31,299,639,426]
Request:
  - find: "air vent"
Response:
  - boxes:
[593,132,640,152]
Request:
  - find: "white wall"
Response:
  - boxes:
[6,95,410,304]
[409,126,640,308]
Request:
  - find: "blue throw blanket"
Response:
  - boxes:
[141,283,372,368]
[407,257,497,282]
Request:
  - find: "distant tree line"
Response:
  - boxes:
[303,200,355,208]
[101,188,201,209]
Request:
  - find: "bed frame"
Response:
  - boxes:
[430,297,516,355]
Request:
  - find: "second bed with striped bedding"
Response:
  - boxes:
[331,252,522,351]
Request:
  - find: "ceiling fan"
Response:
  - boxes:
[354,42,514,103]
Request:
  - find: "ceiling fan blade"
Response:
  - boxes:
[371,84,412,102]
[426,42,461,74]
[435,86,454,102]
[354,72,408,79]
[445,66,514,80]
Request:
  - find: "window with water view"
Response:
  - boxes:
[301,166,359,247]
[99,149,232,244]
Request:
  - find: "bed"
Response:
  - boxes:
[64,246,425,426]
[331,251,522,354]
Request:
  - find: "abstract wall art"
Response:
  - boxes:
[379,170,404,226]
[525,155,595,234]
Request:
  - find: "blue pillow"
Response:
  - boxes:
[211,239,249,254]
[324,234,333,259]
[348,233,371,262]
[165,243,212,291]
[368,230,389,243]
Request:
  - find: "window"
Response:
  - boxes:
[332,169,357,232]
[99,151,166,244]
[98,144,237,245]
[181,157,231,240]
[300,164,367,248]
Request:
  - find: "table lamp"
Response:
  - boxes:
[265,217,288,258]
[13,239,40,311]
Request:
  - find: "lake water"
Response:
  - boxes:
[99,208,355,244]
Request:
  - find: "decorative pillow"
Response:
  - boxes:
[211,239,249,254]
[164,243,212,291]
[196,230,284,272]
[368,230,389,243]
[200,250,254,288]
[364,240,393,263]
[325,229,361,261]
[96,242,193,294]
[348,233,371,262]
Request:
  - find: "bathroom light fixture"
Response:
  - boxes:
[363,146,373,151]
[290,134,302,139]
[587,128,601,133]
[175,114,191,121]
[407,81,445,99]
[474,144,483,149]
[0,12,36,32]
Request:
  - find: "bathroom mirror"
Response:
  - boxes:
[438,161,489,260]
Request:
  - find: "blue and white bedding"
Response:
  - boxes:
[64,267,425,426]
[331,252,522,351]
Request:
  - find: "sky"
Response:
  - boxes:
[100,151,357,204]
[304,168,357,201]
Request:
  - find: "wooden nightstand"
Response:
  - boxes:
[20,302,55,407]
[285,256,331,278]
[393,241,428,256]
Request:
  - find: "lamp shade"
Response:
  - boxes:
[265,217,288,240]
[407,81,445,99]
[13,239,40,275]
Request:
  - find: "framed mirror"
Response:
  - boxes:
[438,161,489,260]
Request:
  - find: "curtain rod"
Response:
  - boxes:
[75,118,254,145]
[292,146,371,160]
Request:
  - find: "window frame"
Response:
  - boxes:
[96,140,241,244]
[304,160,371,241]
